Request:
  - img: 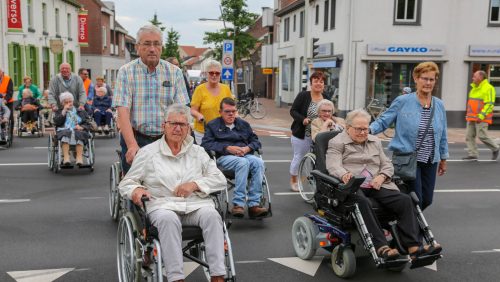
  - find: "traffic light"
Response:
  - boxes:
[312,38,320,58]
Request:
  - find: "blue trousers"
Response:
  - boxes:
[217,154,265,207]
[408,161,438,210]
[120,133,159,174]
[93,111,112,126]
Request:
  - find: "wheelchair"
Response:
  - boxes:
[16,109,45,137]
[110,149,124,222]
[117,195,236,282]
[92,109,117,138]
[47,130,95,173]
[0,120,13,148]
[207,149,272,220]
[291,131,442,278]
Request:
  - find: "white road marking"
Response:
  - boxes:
[447,159,496,162]
[7,268,74,282]
[0,163,47,166]
[463,148,490,151]
[274,192,309,196]
[183,262,199,278]
[274,189,500,196]
[236,260,266,264]
[21,147,47,149]
[471,249,500,253]
[268,256,324,277]
[80,197,105,200]
[0,199,31,203]
[424,261,438,271]
[264,160,291,163]
[267,131,287,134]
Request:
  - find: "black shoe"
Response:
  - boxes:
[492,150,499,161]
[462,155,478,161]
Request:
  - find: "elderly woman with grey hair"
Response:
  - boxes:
[326,109,442,262]
[310,99,345,141]
[119,103,227,282]
[53,91,91,166]
[190,59,233,144]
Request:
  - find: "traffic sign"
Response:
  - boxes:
[223,40,234,54]
[221,68,233,81]
[222,54,233,68]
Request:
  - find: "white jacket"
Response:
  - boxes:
[119,135,226,214]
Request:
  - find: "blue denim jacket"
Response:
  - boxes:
[369,93,449,163]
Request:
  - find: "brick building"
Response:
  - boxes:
[79,0,128,87]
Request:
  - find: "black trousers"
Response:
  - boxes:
[21,110,38,123]
[352,187,421,251]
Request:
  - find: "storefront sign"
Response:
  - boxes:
[469,45,500,57]
[317,43,334,57]
[367,44,445,56]
[50,39,64,54]
[7,0,23,32]
[262,68,273,75]
[78,9,89,47]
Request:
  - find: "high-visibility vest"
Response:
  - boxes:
[0,74,14,103]
[466,80,496,124]
[83,78,91,97]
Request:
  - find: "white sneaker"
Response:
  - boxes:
[104,125,110,131]
[97,126,103,132]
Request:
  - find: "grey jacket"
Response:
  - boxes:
[48,73,86,109]
[0,98,10,119]
[326,131,398,191]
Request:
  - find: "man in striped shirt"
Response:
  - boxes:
[113,25,190,173]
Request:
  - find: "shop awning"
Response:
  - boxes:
[313,60,338,68]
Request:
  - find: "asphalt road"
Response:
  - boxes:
[1,133,500,282]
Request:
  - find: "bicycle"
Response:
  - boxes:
[365,98,395,138]
[236,91,267,119]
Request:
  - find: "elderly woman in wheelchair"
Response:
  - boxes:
[119,104,231,282]
[292,109,442,278]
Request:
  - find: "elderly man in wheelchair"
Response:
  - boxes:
[119,104,230,282]
[202,97,268,219]
[292,109,442,278]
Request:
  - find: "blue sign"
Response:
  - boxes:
[223,40,234,53]
[221,68,233,81]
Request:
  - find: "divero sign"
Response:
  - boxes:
[367,44,445,56]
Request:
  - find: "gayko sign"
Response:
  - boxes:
[367,44,446,56]
[78,9,89,47]
[7,0,23,32]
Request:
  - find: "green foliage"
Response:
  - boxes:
[203,0,258,62]
[163,28,181,61]
[149,13,165,31]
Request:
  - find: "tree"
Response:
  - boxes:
[149,12,165,31]
[163,27,181,61]
[203,0,258,63]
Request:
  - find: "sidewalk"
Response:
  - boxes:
[245,98,500,144]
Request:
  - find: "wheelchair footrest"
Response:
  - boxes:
[379,258,409,269]
[60,164,74,169]
[77,164,92,169]
[409,254,441,269]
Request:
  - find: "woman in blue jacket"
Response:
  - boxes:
[92,86,113,133]
[370,61,449,210]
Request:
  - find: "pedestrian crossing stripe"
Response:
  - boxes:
[7,268,74,282]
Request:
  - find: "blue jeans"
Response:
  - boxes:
[217,154,265,207]
[408,161,438,210]
[93,111,112,126]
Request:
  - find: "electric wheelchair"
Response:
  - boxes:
[207,149,272,220]
[291,131,442,278]
[47,130,95,173]
[117,194,237,282]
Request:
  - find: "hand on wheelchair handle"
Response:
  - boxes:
[131,187,151,207]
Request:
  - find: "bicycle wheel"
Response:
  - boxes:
[237,102,248,118]
[297,153,316,203]
[249,100,267,119]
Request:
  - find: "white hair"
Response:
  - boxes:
[345,109,371,126]
[136,25,163,44]
[59,92,74,103]
[203,59,222,72]
[96,86,107,95]
[164,103,192,123]
[317,99,335,113]
[22,88,33,97]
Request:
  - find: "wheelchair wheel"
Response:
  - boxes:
[150,239,164,282]
[109,163,121,221]
[298,153,316,203]
[117,215,141,282]
[48,135,54,170]
[54,141,61,173]
[199,243,211,281]
[331,245,356,278]
[291,216,318,260]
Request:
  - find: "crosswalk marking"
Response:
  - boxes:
[7,268,74,282]
[268,256,324,277]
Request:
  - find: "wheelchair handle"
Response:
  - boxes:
[140,195,150,212]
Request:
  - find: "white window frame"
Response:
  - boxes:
[102,26,107,48]
[489,0,500,26]
[394,0,421,25]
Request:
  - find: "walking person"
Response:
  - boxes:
[289,71,325,191]
[47,62,86,111]
[463,70,500,161]
[370,61,449,210]
[113,24,190,173]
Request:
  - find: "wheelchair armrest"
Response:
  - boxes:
[204,149,216,159]
[255,148,263,155]
[311,170,341,186]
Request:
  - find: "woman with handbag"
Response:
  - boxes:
[369,61,449,210]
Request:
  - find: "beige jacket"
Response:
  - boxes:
[311,117,345,141]
[119,135,227,214]
[326,131,398,191]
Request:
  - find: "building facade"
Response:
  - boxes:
[79,0,128,87]
[0,0,81,91]
[274,0,500,128]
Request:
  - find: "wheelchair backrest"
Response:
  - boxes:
[313,131,341,174]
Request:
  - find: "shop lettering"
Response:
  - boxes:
[388,47,428,53]
[79,17,87,40]
[9,0,19,23]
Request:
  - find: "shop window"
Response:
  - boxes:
[489,0,500,26]
[394,0,421,25]
[281,58,295,92]
[299,11,305,38]
[324,0,329,31]
[284,18,290,42]
[8,43,23,88]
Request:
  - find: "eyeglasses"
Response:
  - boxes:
[222,110,237,114]
[82,73,88,76]
[320,109,332,113]
[208,71,221,77]
[139,41,162,48]
[165,121,189,129]
[419,76,436,83]
[350,127,369,134]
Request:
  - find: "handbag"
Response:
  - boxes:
[392,98,435,181]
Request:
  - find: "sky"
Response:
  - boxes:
[114,0,274,47]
